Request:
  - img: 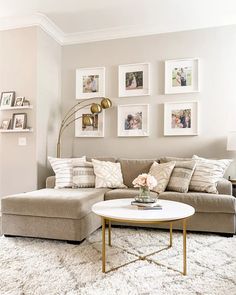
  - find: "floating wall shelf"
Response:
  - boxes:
[0,129,33,133]
[0,106,33,111]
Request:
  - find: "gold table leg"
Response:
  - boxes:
[169,222,173,247]
[102,218,106,273]
[183,219,187,275]
[108,220,112,246]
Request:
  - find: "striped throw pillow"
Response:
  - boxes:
[48,156,86,189]
[189,155,233,193]
[73,162,95,188]
[165,160,196,193]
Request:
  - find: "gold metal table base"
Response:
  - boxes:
[101,218,188,275]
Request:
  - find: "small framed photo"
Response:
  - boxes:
[117,104,149,137]
[14,97,25,107]
[75,106,104,137]
[0,91,15,108]
[76,67,105,99]
[0,119,11,130]
[165,58,199,94]
[12,113,27,130]
[119,63,150,97]
[164,101,199,136]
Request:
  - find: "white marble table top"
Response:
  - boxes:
[92,198,195,222]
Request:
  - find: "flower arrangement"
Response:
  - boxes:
[132,173,157,190]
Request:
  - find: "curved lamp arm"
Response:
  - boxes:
[57,97,112,158]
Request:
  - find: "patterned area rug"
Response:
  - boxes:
[0,227,235,295]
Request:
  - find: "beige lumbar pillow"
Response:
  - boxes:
[148,161,176,194]
[92,159,126,188]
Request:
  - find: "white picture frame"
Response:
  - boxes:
[75,106,105,137]
[119,63,150,97]
[164,101,199,136]
[76,67,105,99]
[117,104,149,137]
[165,58,199,94]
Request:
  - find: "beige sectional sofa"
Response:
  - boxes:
[1,158,235,242]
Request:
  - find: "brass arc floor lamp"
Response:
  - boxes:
[57,97,112,158]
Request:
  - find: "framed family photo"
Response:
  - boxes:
[0,91,15,108]
[14,96,25,107]
[117,104,149,137]
[75,106,104,137]
[76,67,105,99]
[165,58,199,94]
[12,113,27,130]
[164,101,199,136]
[119,63,150,97]
[0,119,11,130]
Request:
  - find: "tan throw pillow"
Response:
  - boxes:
[163,160,196,193]
[189,155,233,193]
[148,161,176,194]
[92,159,126,188]
[73,161,95,188]
[48,156,86,189]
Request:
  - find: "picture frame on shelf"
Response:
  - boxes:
[23,99,30,107]
[164,101,199,136]
[75,106,105,137]
[12,113,27,130]
[0,119,11,130]
[119,63,150,97]
[76,67,105,99]
[117,104,149,137]
[14,97,25,107]
[0,91,15,108]
[165,58,199,94]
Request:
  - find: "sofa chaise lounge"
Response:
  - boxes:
[1,158,235,242]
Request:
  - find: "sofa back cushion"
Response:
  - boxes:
[118,158,156,188]
[86,156,117,162]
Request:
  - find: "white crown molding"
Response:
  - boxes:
[0,13,64,44]
[0,13,236,46]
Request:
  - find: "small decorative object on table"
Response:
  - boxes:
[132,173,157,203]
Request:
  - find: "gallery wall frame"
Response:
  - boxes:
[75,106,105,137]
[165,58,199,94]
[117,104,149,137]
[164,101,199,136]
[118,63,150,97]
[76,67,105,99]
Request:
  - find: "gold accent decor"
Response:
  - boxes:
[101,217,189,275]
[56,97,112,158]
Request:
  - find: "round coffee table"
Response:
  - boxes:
[92,198,195,275]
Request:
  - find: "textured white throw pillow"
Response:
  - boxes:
[190,155,233,193]
[149,161,176,194]
[73,161,95,188]
[92,159,126,188]
[48,156,86,189]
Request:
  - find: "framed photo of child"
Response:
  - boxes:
[117,104,149,137]
[0,91,15,108]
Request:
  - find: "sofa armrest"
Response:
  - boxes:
[46,176,55,188]
[217,179,232,195]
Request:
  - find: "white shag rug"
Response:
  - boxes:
[0,227,235,295]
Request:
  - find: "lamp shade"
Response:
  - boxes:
[227,131,236,151]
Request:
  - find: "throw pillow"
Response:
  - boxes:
[92,159,126,188]
[73,161,95,188]
[48,156,86,189]
[148,161,176,194]
[161,160,196,193]
[189,155,233,193]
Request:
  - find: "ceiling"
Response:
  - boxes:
[0,0,236,45]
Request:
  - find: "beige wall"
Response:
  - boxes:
[0,27,37,197]
[61,25,236,176]
[0,27,61,198]
[36,28,61,188]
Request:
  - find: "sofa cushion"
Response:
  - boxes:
[118,158,156,188]
[104,188,157,200]
[159,191,236,214]
[87,156,117,162]
[1,188,110,219]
